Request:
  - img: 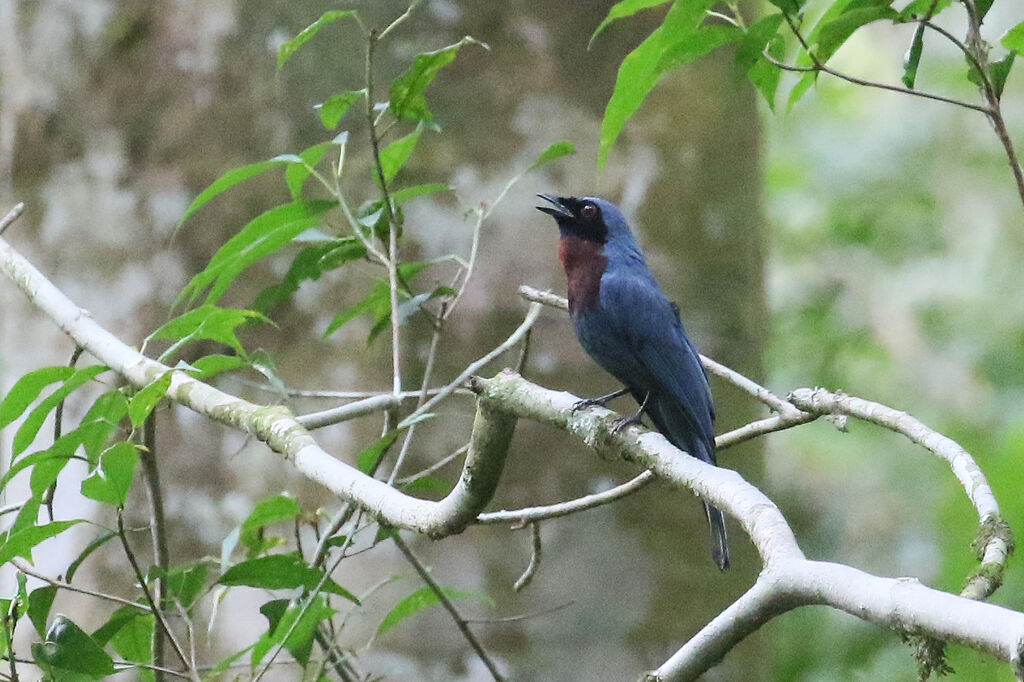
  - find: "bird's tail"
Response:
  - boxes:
[703,501,730,571]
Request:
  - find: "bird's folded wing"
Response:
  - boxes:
[599,273,716,450]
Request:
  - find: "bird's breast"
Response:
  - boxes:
[558,235,607,315]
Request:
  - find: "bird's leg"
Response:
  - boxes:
[571,387,630,413]
[611,391,650,433]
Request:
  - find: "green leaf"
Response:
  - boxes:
[180,354,247,380]
[378,126,424,186]
[66,531,116,581]
[218,553,360,604]
[358,432,400,475]
[529,140,576,170]
[177,199,337,307]
[180,156,295,224]
[92,607,146,647]
[1,520,85,567]
[277,10,358,69]
[377,585,477,635]
[739,15,785,109]
[787,70,819,110]
[902,22,926,88]
[285,141,334,201]
[598,0,716,170]
[735,13,784,74]
[80,441,140,507]
[32,615,115,677]
[656,24,740,72]
[239,494,302,557]
[389,37,485,121]
[252,597,336,667]
[27,585,57,637]
[767,0,804,13]
[80,390,129,462]
[253,239,366,314]
[816,6,898,64]
[989,51,1016,99]
[324,284,390,338]
[318,89,366,130]
[897,0,951,21]
[11,365,108,459]
[128,372,173,428]
[390,182,452,203]
[109,612,156,682]
[0,366,75,429]
[590,0,672,47]
[165,562,210,608]
[1004,20,1024,53]
[149,305,270,360]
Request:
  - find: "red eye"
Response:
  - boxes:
[581,203,598,219]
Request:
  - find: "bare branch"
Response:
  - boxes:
[0,202,24,236]
[512,522,542,591]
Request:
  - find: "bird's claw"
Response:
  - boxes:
[611,412,644,433]
[571,397,603,413]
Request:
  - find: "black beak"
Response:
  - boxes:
[536,194,574,219]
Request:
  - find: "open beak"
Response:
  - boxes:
[536,194,574,219]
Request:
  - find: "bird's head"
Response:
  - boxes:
[535,194,634,245]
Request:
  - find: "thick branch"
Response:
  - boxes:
[0,235,512,538]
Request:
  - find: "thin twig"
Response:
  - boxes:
[396,443,469,485]
[392,534,506,681]
[45,345,85,521]
[513,522,542,591]
[761,43,990,114]
[140,412,169,682]
[463,600,574,624]
[399,302,542,429]
[13,559,150,610]
[363,31,403,400]
[387,302,447,484]
[0,203,24,237]
[115,511,199,682]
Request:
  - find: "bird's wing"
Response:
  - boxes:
[599,273,716,449]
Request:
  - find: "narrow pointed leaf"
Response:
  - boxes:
[181,156,294,223]
[598,0,715,170]
[176,199,336,306]
[128,372,173,428]
[278,10,358,69]
[0,366,75,429]
[149,305,270,359]
[11,365,108,458]
[318,89,366,129]
[590,0,672,47]
[1004,21,1024,52]
[390,37,485,121]
[218,553,360,604]
[378,127,424,185]
[529,140,576,170]
[377,585,478,635]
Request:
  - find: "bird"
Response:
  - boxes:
[536,194,729,570]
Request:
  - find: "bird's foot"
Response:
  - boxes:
[571,387,629,413]
[611,411,645,433]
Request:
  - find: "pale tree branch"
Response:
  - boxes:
[4,238,1022,679]
[0,234,516,538]
[471,371,1024,681]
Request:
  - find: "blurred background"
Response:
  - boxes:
[0,0,1022,679]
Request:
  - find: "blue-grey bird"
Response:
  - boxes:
[537,194,729,570]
